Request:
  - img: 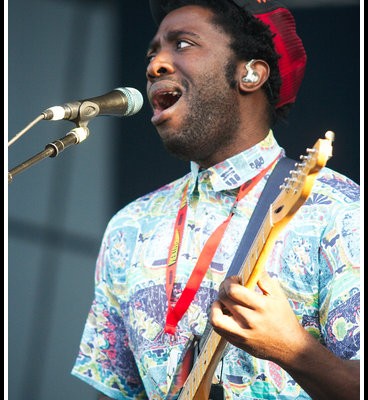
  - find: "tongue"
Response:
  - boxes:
[157,93,179,111]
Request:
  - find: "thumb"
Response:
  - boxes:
[257,271,285,297]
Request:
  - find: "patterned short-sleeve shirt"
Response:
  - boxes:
[72,131,360,399]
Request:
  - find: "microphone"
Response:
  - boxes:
[42,87,144,122]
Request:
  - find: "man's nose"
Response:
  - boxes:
[146,51,175,80]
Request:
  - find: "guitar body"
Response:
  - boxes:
[169,132,335,400]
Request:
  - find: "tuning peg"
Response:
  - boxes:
[325,130,335,141]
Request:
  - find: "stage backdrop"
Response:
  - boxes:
[7,1,360,399]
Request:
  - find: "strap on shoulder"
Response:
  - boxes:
[226,156,295,278]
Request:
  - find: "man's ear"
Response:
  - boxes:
[238,59,270,93]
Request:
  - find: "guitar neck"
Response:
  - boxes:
[177,211,274,400]
[239,211,273,288]
[177,329,226,400]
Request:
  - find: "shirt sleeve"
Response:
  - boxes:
[71,222,148,399]
[318,199,360,360]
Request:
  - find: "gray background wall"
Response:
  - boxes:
[7,1,361,399]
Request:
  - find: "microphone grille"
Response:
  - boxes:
[117,87,144,116]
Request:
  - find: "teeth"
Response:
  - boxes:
[162,91,181,97]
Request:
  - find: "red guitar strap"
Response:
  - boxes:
[164,157,278,334]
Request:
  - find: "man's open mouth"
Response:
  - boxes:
[152,90,182,112]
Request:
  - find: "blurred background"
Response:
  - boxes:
[6,0,361,399]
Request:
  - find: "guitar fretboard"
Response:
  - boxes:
[178,213,273,400]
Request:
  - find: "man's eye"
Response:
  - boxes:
[146,54,155,63]
[177,40,191,49]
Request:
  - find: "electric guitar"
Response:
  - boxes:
[169,131,335,400]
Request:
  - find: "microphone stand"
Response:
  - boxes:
[8,126,89,184]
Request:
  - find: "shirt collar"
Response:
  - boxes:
[190,130,284,192]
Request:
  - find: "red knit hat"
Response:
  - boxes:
[149,0,307,109]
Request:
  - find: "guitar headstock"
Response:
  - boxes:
[271,131,335,223]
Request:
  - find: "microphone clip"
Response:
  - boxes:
[73,101,101,127]
[42,101,100,127]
